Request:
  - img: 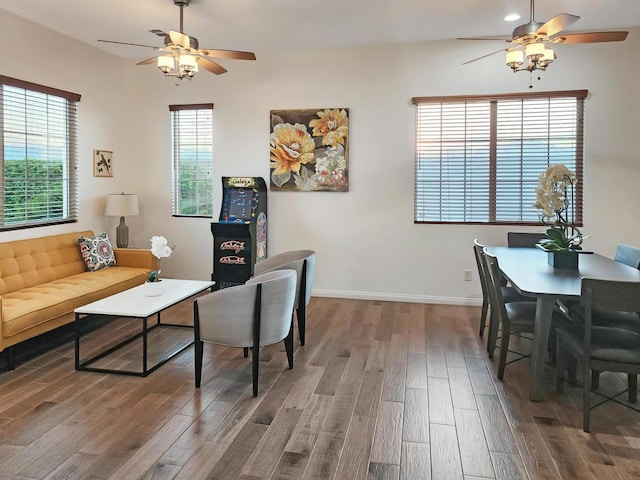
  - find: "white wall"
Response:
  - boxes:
[3,8,640,305]
[0,10,126,240]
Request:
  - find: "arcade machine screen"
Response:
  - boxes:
[226,188,252,221]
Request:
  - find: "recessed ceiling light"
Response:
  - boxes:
[504,13,521,22]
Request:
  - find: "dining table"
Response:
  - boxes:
[484,246,640,401]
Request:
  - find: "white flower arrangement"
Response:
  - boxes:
[146,235,175,282]
[532,165,586,251]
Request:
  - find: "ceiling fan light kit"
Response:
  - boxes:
[98,0,256,81]
[506,42,555,73]
[459,0,628,83]
[156,53,199,79]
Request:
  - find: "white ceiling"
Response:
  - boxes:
[3,0,640,58]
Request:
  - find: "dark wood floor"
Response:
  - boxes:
[1,296,639,480]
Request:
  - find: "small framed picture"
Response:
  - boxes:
[94,150,113,177]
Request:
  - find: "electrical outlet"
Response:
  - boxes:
[464,269,472,281]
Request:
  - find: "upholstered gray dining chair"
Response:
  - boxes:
[507,231,547,248]
[556,278,640,432]
[572,243,640,331]
[614,243,640,269]
[473,240,534,353]
[569,243,640,390]
[194,269,297,397]
[484,251,570,378]
[254,249,316,346]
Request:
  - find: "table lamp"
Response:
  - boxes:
[105,193,139,248]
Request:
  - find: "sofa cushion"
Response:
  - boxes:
[78,233,116,271]
[0,231,92,295]
[2,267,147,338]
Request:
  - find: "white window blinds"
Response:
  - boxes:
[413,90,586,225]
[0,75,80,230]
[170,104,214,217]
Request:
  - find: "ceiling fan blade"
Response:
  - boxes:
[149,29,169,38]
[462,47,511,65]
[457,36,512,42]
[536,13,580,37]
[196,57,228,75]
[553,31,629,44]
[198,49,256,60]
[137,57,159,66]
[98,39,159,49]
[169,30,191,48]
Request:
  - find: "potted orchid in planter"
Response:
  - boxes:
[532,164,588,268]
[144,236,175,295]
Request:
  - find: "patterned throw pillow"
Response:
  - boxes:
[78,233,117,271]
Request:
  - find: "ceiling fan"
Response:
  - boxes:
[98,0,256,79]
[458,0,628,74]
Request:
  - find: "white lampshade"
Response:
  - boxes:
[179,54,198,73]
[506,50,524,67]
[179,54,196,68]
[541,46,555,62]
[105,193,139,217]
[525,42,546,58]
[157,55,174,73]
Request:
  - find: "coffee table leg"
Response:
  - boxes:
[75,313,81,370]
[143,317,148,374]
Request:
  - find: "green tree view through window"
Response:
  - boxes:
[4,159,64,224]
[1,76,79,230]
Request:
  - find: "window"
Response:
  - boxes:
[170,103,213,217]
[0,75,80,230]
[413,90,586,225]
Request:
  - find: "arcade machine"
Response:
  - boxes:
[210,176,267,290]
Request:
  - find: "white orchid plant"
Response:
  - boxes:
[532,164,586,251]
[146,235,175,282]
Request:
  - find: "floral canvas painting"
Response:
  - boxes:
[269,108,349,192]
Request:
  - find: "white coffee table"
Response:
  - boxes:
[74,278,214,376]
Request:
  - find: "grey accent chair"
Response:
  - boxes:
[484,251,570,378]
[254,250,316,346]
[507,231,547,248]
[556,278,640,432]
[194,269,297,397]
[473,240,534,354]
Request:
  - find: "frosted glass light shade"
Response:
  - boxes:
[179,54,197,72]
[525,43,546,58]
[157,55,174,73]
[506,50,524,67]
[541,46,555,62]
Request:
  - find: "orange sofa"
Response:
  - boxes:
[0,230,155,369]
